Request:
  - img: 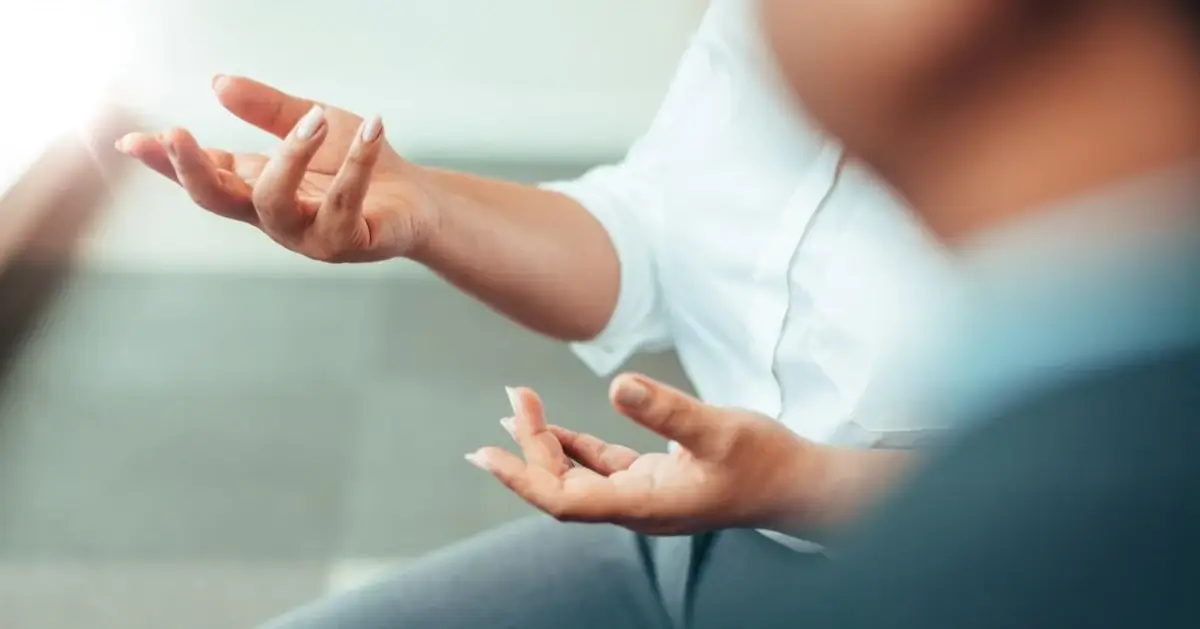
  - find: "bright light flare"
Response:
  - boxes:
[0,1,135,185]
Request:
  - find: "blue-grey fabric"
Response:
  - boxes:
[263,518,826,629]
[737,345,1200,629]
[933,232,1200,430]
[916,173,1200,429]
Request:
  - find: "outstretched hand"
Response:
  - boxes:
[115,75,438,262]
[469,375,831,536]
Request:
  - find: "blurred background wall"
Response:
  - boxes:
[0,2,702,627]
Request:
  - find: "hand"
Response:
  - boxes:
[114,75,438,262]
[469,375,832,536]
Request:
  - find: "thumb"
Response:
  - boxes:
[211,75,363,140]
[609,373,724,457]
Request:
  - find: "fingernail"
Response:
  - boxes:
[294,105,325,140]
[615,378,649,408]
[163,137,176,157]
[464,451,490,471]
[499,417,517,439]
[113,137,129,153]
[211,74,229,92]
[361,115,383,143]
[505,386,524,417]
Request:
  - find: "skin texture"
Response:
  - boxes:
[760,0,1200,243]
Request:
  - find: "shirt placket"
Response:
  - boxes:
[749,145,844,419]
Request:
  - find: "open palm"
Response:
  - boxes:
[476,378,815,536]
[490,388,716,534]
[116,76,435,262]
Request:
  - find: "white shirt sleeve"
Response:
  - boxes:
[540,9,735,376]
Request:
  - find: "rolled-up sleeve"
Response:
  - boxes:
[540,9,731,376]
[541,165,670,376]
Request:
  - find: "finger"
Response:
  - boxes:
[546,425,640,475]
[467,447,573,517]
[212,74,364,145]
[251,105,328,233]
[119,133,242,183]
[314,115,383,241]
[163,129,256,222]
[609,373,725,458]
[467,447,633,523]
[505,387,572,475]
[116,133,177,181]
[211,75,319,139]
[501,417,576,469]
[506,386,548,433]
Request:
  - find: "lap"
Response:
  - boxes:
[689,530,830,629]
[263,518,830,629]
[263,517,674,629]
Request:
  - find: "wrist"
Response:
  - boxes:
[754,440,837,534]
[809,447,913,528]
[763,444,911,535]
[401,164,451,265]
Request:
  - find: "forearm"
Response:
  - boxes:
[769,445,914,538]
[410,167,621,342]
[811,447,914,528]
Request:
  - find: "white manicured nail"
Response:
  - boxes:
[294,106,325,140]
[505,387,524,417]
[361,115,383,142]
[500,417,517,439]
[464,451,490,471]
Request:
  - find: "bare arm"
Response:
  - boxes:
[118,4,731,349]
[117,76,624,344]
[412,168,620,342]
[804,447,914,531]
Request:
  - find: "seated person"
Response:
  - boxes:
[738,0,1200,626]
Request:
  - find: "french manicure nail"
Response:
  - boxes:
[500,417,517,439]
[211,74,229,92]
[464,451,490,471]
[361,115,383,142]
[294,105,325,140]
[505,386,524,417]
